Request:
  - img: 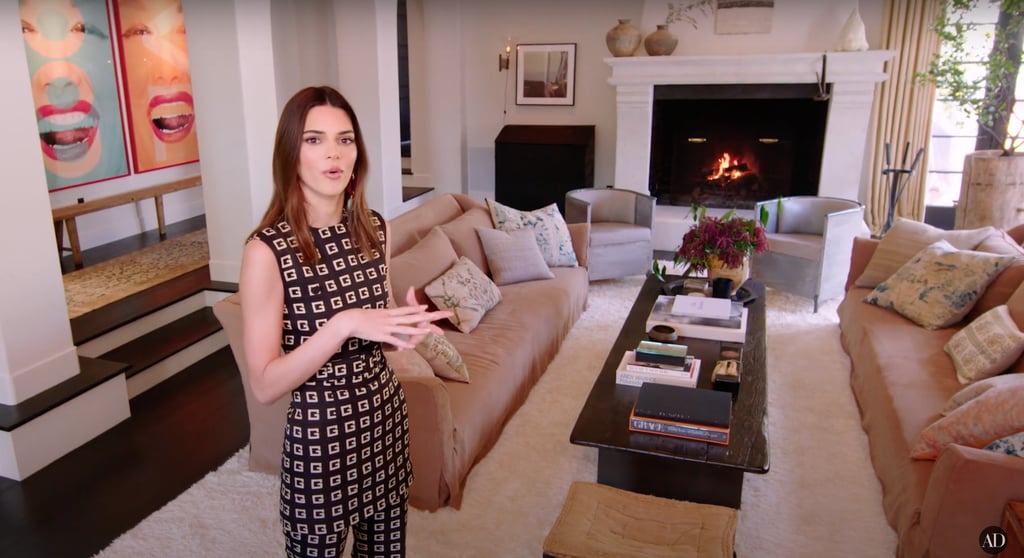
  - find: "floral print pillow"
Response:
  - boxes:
[864,240,1017,329]
[986,431,1024,457]
[424,257,502,334]
[486,199,578,267]
[415,333,470,383]
[945,305,1024,384]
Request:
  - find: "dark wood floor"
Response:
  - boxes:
[1,219,250,558]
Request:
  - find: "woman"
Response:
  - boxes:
[240,86,448,558]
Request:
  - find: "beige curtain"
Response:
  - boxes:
[864,0,943,234]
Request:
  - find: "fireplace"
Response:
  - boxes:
[604,51,894,250]
[649,84,828,209]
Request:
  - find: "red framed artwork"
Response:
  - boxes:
[20,0,130,192]
[113,0,199,173]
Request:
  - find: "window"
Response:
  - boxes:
[925,4,1023,207]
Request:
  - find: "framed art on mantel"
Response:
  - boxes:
[516,43,576,106]
[20,0,129,192]
[113,0,200,173]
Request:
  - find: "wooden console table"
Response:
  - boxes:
[494,125,594,213]
[52,175,202,268]
[1003,500,1024,557]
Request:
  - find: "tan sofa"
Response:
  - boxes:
[214,193,590,512]
[837,226,1024,558]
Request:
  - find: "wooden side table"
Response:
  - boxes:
[1002,500,1023,557]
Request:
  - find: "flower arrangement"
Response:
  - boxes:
[653,205,769,280]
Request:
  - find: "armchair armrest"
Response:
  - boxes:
[818,210,871,300]
[565,196,591,225]
[397,374,457,511]
[755,199,780,233]
[634,192,655,229]
[917,444,1024,558]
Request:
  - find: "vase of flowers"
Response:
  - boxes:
[653,205,768,293]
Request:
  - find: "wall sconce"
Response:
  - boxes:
[498,45,511,72]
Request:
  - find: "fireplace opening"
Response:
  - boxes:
[649,84,829,209]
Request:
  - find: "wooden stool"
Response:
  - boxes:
[543,481,737,558]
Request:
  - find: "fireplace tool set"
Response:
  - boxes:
[880,141,924,235]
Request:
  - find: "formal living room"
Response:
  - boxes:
[3,0,1024,557]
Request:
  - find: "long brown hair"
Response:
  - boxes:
[251,86,382,263]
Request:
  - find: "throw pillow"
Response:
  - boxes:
[476,227,555,285]
[986,431,1024,457]
[945,305,1024,384]
[910,382,1024,459]
[384,348,434,378]
[486,199,578,267]
[942,372,1024,415]
[964,232,1024,322]
[854,218,996,288]
[424,257,502,334]
[415,333,470,382]
[863,240,1017,329]
[389,226,459,305]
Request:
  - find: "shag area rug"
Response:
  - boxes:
[63,229,209,319]
[94,277,897,558]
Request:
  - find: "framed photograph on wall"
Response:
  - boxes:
[113,0,200,173]
[516,43,576,106]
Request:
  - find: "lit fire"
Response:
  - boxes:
[707,153,747,181]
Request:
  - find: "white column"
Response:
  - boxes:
[333,0,404,218]
[182,0,279,284]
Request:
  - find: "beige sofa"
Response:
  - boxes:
[215,193,590,512]
[837,223,1024,558]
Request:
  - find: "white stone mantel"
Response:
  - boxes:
[607,50,895,250]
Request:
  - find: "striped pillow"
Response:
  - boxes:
[945,305,1024,384]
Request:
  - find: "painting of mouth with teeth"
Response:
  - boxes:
[20,0,129,191]
[114,0,199,173]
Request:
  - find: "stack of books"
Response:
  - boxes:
[628,382,732,445]
[646,295,748,343]
[615,341,701,388]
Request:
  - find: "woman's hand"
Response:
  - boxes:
[339,287,449,350]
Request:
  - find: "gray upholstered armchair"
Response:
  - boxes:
[565,188,654,281]
[751,196,870,312]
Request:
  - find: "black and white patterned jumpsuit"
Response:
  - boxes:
[251,212,412,558]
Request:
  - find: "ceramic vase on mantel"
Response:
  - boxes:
[606,18,642,57]
[644,24,678,56]
[707,255,750,295]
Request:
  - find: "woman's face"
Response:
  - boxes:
[297,105,359,204]
[118,0,197,171]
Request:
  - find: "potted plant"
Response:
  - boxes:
[918,0,1024,229]
[653,205,769,291]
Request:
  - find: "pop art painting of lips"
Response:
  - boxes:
[147,90,194,143]
[31,60,100,164]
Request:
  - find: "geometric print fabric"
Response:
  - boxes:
[251,212,412,556]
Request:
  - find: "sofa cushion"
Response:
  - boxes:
[415,332,470,382]
[486,199,578,267]
[863,240,1016,329]
[439,206,494,276]
[855,218,996,288]
[764,232,822,261]
[910,382,1024,459]
[942,372,1024,415]
[477,227,554,285]
[388,194,465,255]
[424,256,502,334]
[945,305,1024,384]
[389,226,458,305]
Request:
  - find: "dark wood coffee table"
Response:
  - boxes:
[570,274,769,508]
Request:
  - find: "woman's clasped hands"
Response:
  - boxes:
[341,286,450,350]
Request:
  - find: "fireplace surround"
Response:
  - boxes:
[606,51,894,250]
